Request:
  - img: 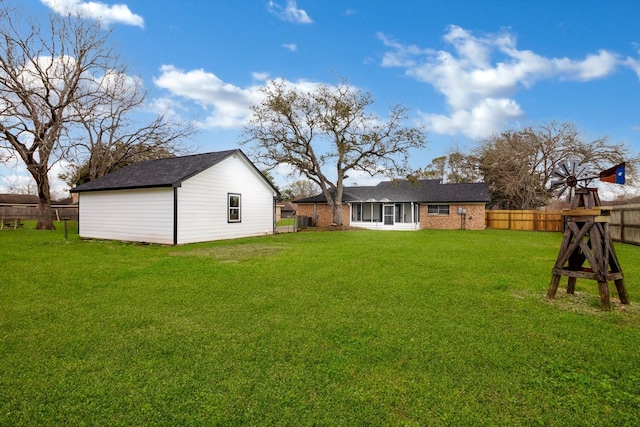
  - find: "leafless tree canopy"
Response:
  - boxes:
[242,78,426,224]
[281,179,319,201]
[0,5,195,229]
[417,121,635,209]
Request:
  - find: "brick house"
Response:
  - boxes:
[295,179,490,230]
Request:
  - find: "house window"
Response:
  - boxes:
[228,193,241,222]
[428,204,449,215]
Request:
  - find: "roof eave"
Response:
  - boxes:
[71,183,176,193]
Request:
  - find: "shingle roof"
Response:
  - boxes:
[295,179,490,204]
[0,194,40,205]
[71,149,270,193]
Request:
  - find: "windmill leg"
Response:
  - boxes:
[615,279,630,305]
[548,274,562,299]
[566,250,585,295]
[598,281,611,311]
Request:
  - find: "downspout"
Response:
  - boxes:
[76,193,81,236]
[173,187,178,245]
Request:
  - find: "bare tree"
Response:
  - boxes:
[281,179,319,201]
[0,6,195,228]
[242,78,426,224]
[0,8,120,228]
[474,121,635,209]
[409,149,482,184]
[62,71,196,186]
[411,156,447,181]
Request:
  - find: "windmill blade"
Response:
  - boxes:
[569,160,578,176]
[559,160,574,178]
[552,168,569,179]
[550,177,565,189]
[555,184,568,198]
[574,164,588,179]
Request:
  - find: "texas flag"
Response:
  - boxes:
[599,162,625,185]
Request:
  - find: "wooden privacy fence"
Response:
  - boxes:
[485,210,564,232]
[0,206,78,222]
[609,205,640,246]
[485,205,640,246]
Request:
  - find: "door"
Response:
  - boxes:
[383,204,394,225]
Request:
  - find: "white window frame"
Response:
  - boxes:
[228,193,241,223]
[428,204,450,215]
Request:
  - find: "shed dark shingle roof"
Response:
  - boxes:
[71,149,259,193]
[295,179,490,204]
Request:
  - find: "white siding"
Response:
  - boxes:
[78,188,175,244]
[176,154,276,244]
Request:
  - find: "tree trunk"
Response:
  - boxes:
[34,176,55,230]
[332,202,343,225]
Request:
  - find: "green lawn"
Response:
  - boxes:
[1,223,639,426]
[276,218,295,226]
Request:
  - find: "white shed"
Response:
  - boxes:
[71,149,279,245]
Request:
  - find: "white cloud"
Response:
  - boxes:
[153,65,263,129]
[380,25,624,139]
[40,0,144,28]
[268,0,313,24]
[343,169,388,187]
[152,67,349,131]
[550,50,619,81]
[282,43,298,52]
[0,155,70,199]
[624,50,640,80]
[420,98,524,139]
[252,72,270,81]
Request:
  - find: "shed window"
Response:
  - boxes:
[428,204,449,215]
[228,193,241,222]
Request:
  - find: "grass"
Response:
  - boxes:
[1,222,639,425]
[276,218,295,226]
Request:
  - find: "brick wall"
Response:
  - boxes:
[297,203,350,226]
[420,203,485,230]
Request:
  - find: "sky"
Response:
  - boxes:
[3,0,640,197]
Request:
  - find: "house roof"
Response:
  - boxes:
[295,179,490,204]
[281,201,297,212]
[71,149,277,194]
[0,194,40,205]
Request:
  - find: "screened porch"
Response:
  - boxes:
[349,202,420,230]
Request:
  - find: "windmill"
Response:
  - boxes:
[550,159,592,200]
[550,160,626,203]
[547,161,629,310]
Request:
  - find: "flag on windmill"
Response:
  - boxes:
[599,162,625,185]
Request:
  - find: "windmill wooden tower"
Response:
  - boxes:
[546,161,629,310]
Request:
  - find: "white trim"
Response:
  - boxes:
[349,202,421,231]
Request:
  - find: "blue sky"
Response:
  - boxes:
[4,0,640,195]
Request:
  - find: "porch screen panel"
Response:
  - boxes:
[352,203,363,221]
[362,203,372,221]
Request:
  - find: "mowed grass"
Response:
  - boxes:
[1,223,640,426]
